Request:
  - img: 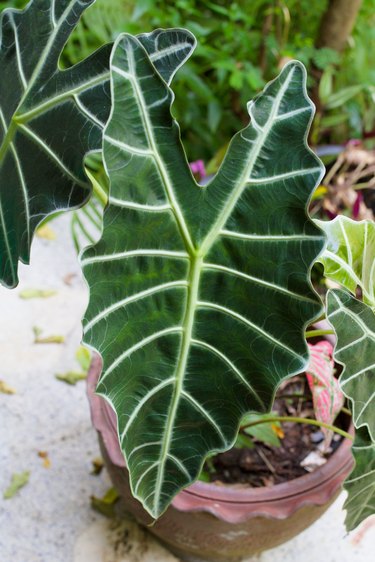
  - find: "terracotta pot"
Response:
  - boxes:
[87,355,354,562]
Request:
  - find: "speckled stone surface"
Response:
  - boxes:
[0,217,109,562]
[0,216,374,562]
[254,496,375,562]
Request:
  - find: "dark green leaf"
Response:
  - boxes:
[0,0,112,288]
[327,290,375,441]
[344,427,375,531]
[81,34,324,518]
[0,2,196,287]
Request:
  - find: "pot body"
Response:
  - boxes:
[88,356,354,562]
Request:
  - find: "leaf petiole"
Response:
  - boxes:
[241,415,353,441]
[305,328,335,338]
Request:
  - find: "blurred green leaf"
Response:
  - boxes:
[324,86,364,110]
[320,114,349,128]
[313,48,340,70]
[198,470,211,482]
[208,100,222,132]
[235,433,255,449]
[319,68,334,104]
[241,414,282,447]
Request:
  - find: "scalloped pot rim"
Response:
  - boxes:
[87,354,354,523]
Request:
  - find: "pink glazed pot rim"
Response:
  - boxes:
[87,355,354,520]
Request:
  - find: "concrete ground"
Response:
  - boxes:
[0,216,374,562]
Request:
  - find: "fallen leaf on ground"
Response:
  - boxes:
[91,457,104,475]
[91,488,120,517]
[0,380,16,394]
[35,335,65,344]
[33,327,65,344]
[76,346,91,373]
[36,224,57,240]
[19,288,57,299]
[3,472,30,499]
[38,451,51,469]
[55,372,87,385]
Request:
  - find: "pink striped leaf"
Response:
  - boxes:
[306,341,344,449]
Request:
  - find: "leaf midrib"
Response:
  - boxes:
[0,1,103,170]
[116,44,195,255]
[198,66,297,257]
[14,71,110,124]
[113,53,311,515]
[152,254,202,514]
[119,41,206,515]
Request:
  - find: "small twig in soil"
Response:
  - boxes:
[257,448,276,474]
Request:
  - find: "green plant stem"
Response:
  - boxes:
[305,328,335,338]
[88,171,108,207]
[241,416,353,441]
[341,406,352,416]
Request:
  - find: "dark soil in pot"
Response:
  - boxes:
[203,375,347,488]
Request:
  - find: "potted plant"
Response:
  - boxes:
[0,1,374,560]
[87,348,355,561]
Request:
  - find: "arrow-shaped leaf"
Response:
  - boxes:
[70,29,197,254]
[81,33,325,518]
[0,0,196,288]
[0,0,111,287]
[317,217,375,308]
[327,289,375,442]
[344,427,375,531]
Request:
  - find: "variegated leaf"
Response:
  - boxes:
[81,33,325,518]
[317,217,375,308]
[306,340,344,448]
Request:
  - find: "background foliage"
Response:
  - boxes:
[1,0,374,161]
